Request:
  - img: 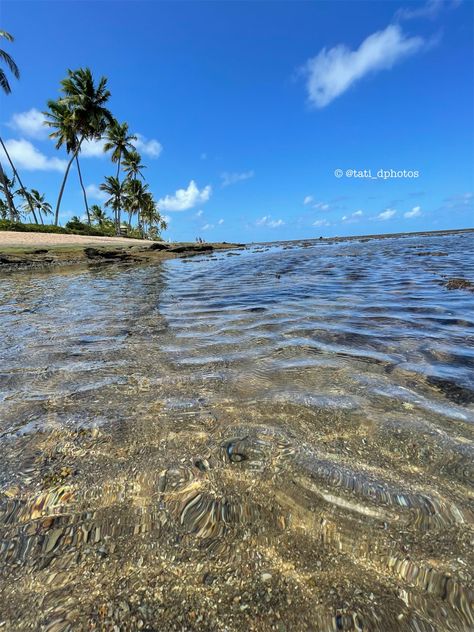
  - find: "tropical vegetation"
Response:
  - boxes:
[0,30,167,240]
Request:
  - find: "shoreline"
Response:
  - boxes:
[256,226,474,247]
[0,232,245,272]
[0,227,472,273]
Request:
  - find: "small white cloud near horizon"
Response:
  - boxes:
[85,184,108,202]
[313,218,330,227]
[159,180,212,212]
[195,209,204,218]
[377,208,397,220]
[0,138,67,172]
[133,133,162,158]
[256,215,285,228]
[301,24,425,108]
[303,195,314,205]
[202,223,214,230]
[221,170,254,187]
[218,218,224,225]
[9,108,48,139]
[342,210,364,222]
[314,201,330,211]
[404,205,421,218]
[443,192,473,208]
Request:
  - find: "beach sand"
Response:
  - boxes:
[0,231,154,248]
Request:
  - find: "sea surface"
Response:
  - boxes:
[0,232,473,631]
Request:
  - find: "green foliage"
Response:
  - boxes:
[65,217,115,236]
[0,220,67,233]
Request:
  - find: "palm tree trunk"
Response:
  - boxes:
[54,137,83,226]
[116,154,122,235]
[0,136,38,223]
[0,159,16,220]
[38,208,44,225]
[75,155,90,225]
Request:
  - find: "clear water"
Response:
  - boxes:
[0,233,473,631]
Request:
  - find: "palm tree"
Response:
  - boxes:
[99,176,122,232]
[0,31,17,213]
[90,204,109,226]
[0,198,8,219]
[122,149,146,182]
[104,120,136,179]
[103,120,136,233]
[0,162,17,219]
[44,68,113,225]
[44,101,78,226]
[0,30,19,94]
[123,177,148,228]
[19,189,38,224]
[141,193,166,238]
[0,31,33,221]
[25,189,52,225]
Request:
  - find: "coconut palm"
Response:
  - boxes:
[104,120,136,179]
[0,30,19,94]
[0,161,17,219]
[44,68,113,225]
[27,189,52,225]
[123,177,148,228]
[0,30,18,217]
[99,176,122,232]
[0,32,33,220]
[103,120,136,233]
[90,204,109,226]
[123,150,146,182]
[0,198,8,219]
[141,193,166,238]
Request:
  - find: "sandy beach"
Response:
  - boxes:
[0,231,158,249]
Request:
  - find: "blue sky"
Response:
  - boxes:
[1,0,473,242]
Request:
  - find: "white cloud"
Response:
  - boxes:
[396,0,460,21]
[80,134,162,159]
[162,214,171,224]
[195,209,204,218]
[314,201,330,211]
[303,195,314,205]
[9,108,47,139]
[133,133,162,158]
[158,180,212,212]
[81,138,107,158]
[218,218,224,225]
[313,219,330,227]
[256,215,285,228]
[221,170,254,187]
[301,24,424,108]
[443,192,473,208]
[342,210,364,222]
[202,223,214,230]
[85,184,108,202]
[404,205,421,218]
[0,138,67,172]
[377,208,396,220]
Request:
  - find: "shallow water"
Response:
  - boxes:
[0,233,473,631]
